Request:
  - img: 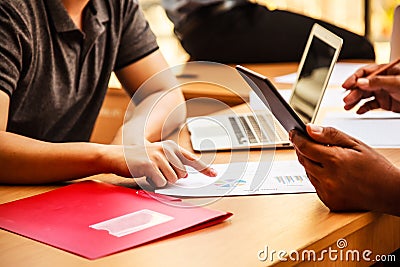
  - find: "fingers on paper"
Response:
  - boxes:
[179,147,217,177]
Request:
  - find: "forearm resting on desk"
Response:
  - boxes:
[0,131,122,184]
[0,131,215,186]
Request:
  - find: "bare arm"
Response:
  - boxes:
[0,90,214,185]
[113,50,186,145]
[0,91,113,184]
[0,132,111,184]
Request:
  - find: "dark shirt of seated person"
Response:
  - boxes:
[161,0,375,63]
[0,0,216,186]
[289,63,400,217]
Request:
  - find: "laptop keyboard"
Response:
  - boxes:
[255,115,275,142]
[247,115,268,143]
[239,116,258,143]
[229,117,247,144]
[229,114,288,145]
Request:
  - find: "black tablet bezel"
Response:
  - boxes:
[236,65,308,136]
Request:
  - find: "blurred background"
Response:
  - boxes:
[102,0,400,144]
[137,0,400,66]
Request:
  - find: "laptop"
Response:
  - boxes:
[187,24,343,151]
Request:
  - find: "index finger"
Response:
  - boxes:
[178,148,217,177]
[342,64,380,89]
[360,75,400,94]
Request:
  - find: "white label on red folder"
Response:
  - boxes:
[89,209,174,237]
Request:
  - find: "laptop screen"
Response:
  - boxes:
[289,35,337,123]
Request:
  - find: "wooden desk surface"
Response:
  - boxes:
[1,63,399,267]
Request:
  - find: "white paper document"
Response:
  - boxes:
[274,62,367,86]
[322,111,400,148]
[155,161,315,197]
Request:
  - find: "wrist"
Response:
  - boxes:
[371,163,400,216]
[92,143,114,174]
[382,166,400,216]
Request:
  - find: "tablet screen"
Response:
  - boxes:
[290,35,337,123]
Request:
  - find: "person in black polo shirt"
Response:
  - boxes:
[162,0,375,63]
[0,0,216,186]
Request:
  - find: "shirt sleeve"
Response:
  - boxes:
[0,3,31,97]
[114,0,159,70]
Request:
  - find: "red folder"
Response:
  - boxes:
[0,181,232,259]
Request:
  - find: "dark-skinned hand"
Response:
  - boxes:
[290,124,400,216]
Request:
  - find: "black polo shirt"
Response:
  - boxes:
[0,0,158,142]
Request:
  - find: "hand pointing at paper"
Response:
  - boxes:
[342,59,400,114]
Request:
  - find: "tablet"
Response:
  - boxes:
[289,24,343,124]
[236,65,308,136]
